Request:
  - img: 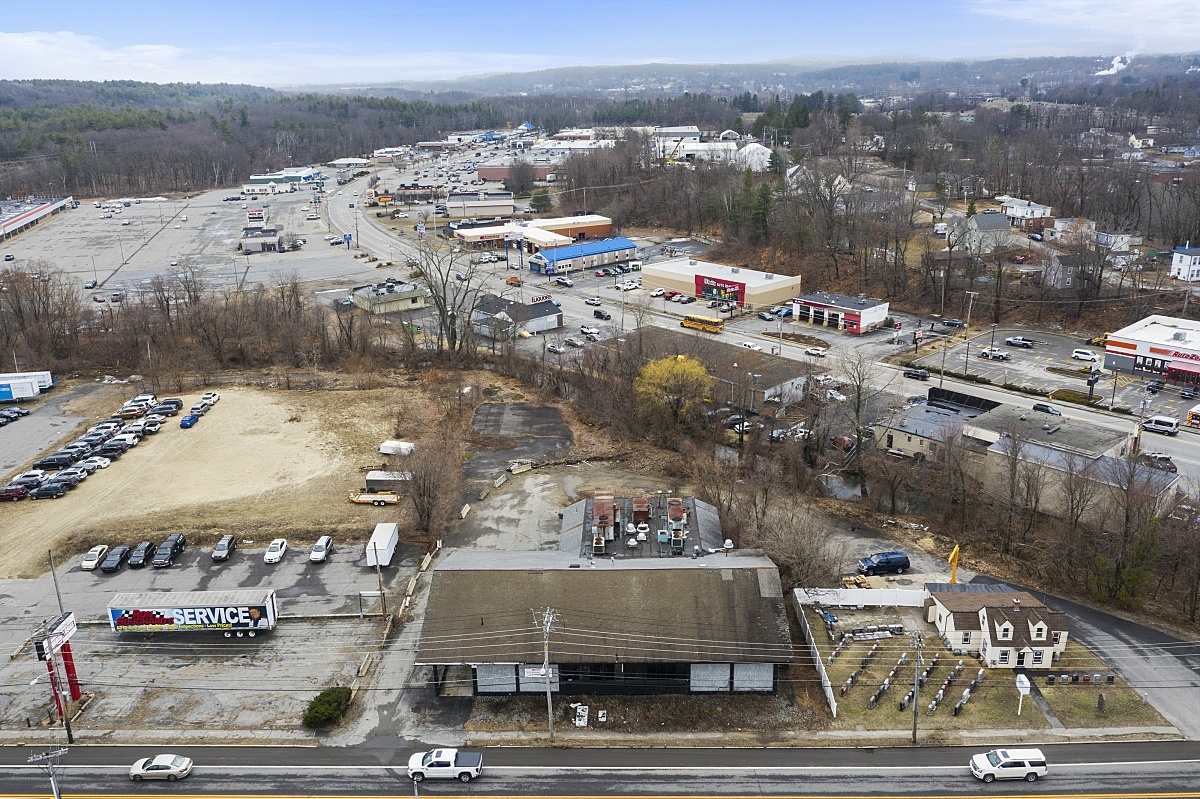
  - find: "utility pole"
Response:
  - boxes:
[28,748,68,799]
[536,607,558,742]
[963,291,979,376]
[911,634,923,745]
[372,543,387,619]
[48,551,64,615]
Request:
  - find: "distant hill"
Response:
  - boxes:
[288,53,1200,100]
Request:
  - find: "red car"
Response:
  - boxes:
[664,291,681,300]
[594,269,605,277]
[0,484,30,501]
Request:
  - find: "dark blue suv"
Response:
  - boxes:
[857,551,910,576]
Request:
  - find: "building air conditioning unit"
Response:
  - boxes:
[1173,331,1187,341]
[765,273,774,279]
[731,267,740,273]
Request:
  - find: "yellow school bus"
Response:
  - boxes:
[680,314,725,333]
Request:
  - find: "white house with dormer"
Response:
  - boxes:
[926,588,1069,670]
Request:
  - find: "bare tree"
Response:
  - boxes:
[407,443,462,535]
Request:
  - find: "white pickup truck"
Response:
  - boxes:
[407,748,484,783]
[979,346,1011,360]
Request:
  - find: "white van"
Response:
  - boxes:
[1142,415,1180,436]
[970,748,1047,782]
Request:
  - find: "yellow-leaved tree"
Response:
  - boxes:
[633,354,713,427]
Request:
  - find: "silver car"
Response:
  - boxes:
[129,754,193,781]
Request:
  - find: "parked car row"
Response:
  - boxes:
[81,533,186,573]
[0,405,32,431]
[1,391,219,502]
[84,533,334,574]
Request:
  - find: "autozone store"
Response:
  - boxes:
[640,258,803,308]
[1104,314,1200,384]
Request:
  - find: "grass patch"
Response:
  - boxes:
[805,609,1046,734]
[1035,641,1167,729]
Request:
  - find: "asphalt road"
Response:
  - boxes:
[3,742,1200,796]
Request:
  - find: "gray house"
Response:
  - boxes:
[950,213,1014,253]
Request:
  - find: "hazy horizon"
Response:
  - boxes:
[0,0,1196,88]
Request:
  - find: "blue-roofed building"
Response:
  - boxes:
[1170,245,1200,282]
[527,237,637,275]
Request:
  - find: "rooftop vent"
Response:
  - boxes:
[689,259,697,265]
[1045,425,1061,434]
[731,267,740,273]
[1173,331,1187,342]
[1013,598,1021,612]
[765,273,774,279]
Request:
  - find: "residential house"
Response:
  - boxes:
[926,588,1069,670]
[1095,231,1144,250]
[1045,217,1097,246]
[950,213,1014,253]
[1000,198,1052,221]
[1042,253,1083,290]
[470,294,562,339]
[1169,246,1200,282]
[906,174,940,195]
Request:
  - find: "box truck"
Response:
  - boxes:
[365,523,399,567]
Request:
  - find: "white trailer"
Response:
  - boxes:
[365,523,399,567]
[379,440,414,456]
[0,371,53,390]
[0,378,40,401]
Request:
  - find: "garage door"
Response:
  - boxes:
[690,663,731,692]
[733,663,775,692]
[476,664,517,693]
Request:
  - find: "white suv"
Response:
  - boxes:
[1071,349,1100,362]
[970,748,1048,783]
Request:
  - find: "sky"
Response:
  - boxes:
[0,0,1197,87]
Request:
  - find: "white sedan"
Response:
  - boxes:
[805,347,828,357]
[81,545,110,571]
[264,538,288,564]
[80,456,112,470]
[130,754,193,782]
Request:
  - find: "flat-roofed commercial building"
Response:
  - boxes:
[444,191,515,218]
[641,257,802,309]
[792,291,890,335]
[1105,314,1200,384]
[528,237,637,274]
[453,215,614,253]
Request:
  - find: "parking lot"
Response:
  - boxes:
[0,186,394,301]
[909,327,1183,412]
[0,534,418,740]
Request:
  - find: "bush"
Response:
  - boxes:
[302,685,352,729]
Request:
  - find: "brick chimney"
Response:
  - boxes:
[1013,598,1021,612]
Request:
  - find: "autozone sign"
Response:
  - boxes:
[530,294,551,303]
